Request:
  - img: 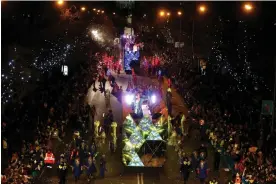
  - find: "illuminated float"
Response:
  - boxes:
[122,112,167,167]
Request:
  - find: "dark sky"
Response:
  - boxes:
[2,2,276,63]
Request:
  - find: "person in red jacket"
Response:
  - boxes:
[70,149,79,164]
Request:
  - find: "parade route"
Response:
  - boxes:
[37,73,231,184]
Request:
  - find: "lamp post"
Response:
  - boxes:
[192,5,207,72]
[177,11,182,61]
[243,3,253,13]
[56,0,64,6]
[81,6,86,12]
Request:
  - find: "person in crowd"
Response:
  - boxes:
[57,159,68,184]
[44,149,55,168]
[198,144,208,158]
[191,151,199,173]
[197,160,208,184]
[70,148,79,165]
[104,110,113,136]
[90,142,97,157]
[84,155,97,181]
[214,147,221,171]
[99,155,107,178]
[72,158,82,183]
[180,156,191,184]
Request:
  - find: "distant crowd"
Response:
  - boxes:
[159,46,276,183]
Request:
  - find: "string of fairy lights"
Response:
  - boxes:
[210,17,271,93]
[32,38,75,72]
[2,20,113,105]
[1,31,92,105]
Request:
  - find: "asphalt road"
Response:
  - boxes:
[37,73,232,184]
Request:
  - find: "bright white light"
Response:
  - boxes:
[91,30,103,41]
[92,30,98,35]
[125,94,134,105]
[151,95,157,104]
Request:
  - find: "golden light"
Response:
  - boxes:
[81,7,86,11]
[199,5,206,13]
[101,10,104,13]
[244,3,253,12]
[177,11,182,16]
[57,0,63,6]
[97,10,101,13]
[159,11,165,17]
[93,8,96,11]
[167,12,170,16]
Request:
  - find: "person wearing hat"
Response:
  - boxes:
[57,159,68,184]
[180,157,191,184]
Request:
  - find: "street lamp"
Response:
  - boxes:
[81,7,86,12]
[244,3,253,12]
[192,5,207,72]
[113,12,116,15]
[177,11,183,61]
[198,5,206,13]
[167,12,171,17]
[56,0,64,6]
[93,8,96,11]
[159,11,165,17]
[101,10,104,14]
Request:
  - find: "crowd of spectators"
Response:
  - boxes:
[1,54,98,183]
[162,48,276,183]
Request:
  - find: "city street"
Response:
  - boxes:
[37,73,231,184]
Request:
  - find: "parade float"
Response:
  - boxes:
[122,114,167,167]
